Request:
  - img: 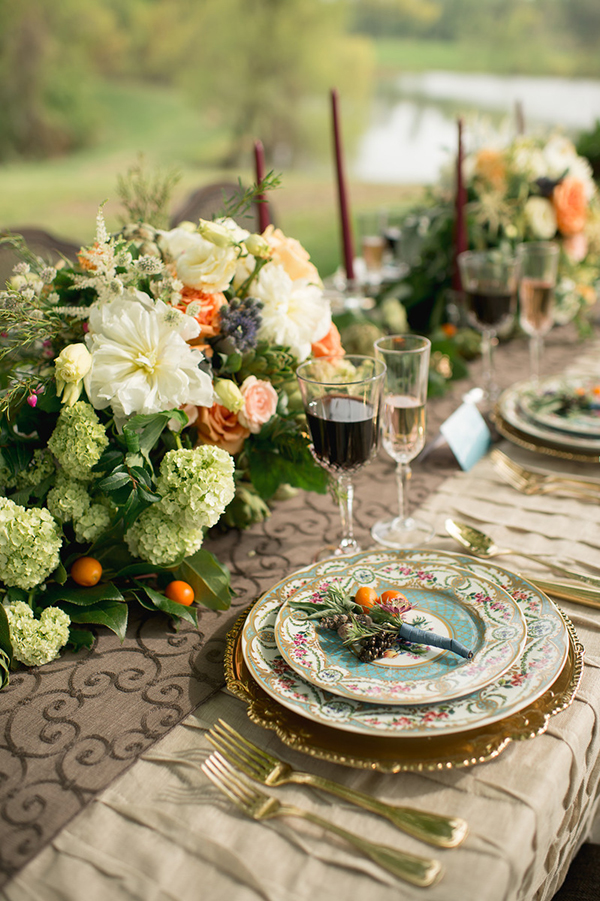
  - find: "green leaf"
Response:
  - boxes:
[66,628,95,652]
[52,561,68,586]
[5,587,28,604]
[175,548,232,611]
[0,650,9,691]
[40,581,125,607]
[133,581,198,627]
[112,562,178,579]
[59,601,128,642]
[0,604,13,667]
[123,410,186,459]
[92,448,124,473]
[96,469,131,492]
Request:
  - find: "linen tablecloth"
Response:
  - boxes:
[3,327,600,901]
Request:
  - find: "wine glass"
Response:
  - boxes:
[296,354,386,556]
[371,335,434,549]
[458,249,519,406]
[516,241,559,382]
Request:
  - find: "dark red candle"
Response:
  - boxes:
[330,89,355,282]
[253,139,270,232]
[453,117,468,291]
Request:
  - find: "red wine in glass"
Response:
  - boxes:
[306,395,379,472]
[464,283,515,331]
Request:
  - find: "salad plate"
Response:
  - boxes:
[273,563,527,705]
[241,549,571,739]
[517,376,600,438]
[497,383,600,454]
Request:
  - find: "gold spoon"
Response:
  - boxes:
[445,518,600,589]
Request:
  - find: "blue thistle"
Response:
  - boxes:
[218,296,262,353]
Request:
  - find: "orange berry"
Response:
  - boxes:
[165,580,195,606]
[71,556,103,587]
[380,589,408,605]
[354,585,379,612]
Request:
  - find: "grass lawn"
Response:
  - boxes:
[0,80,423,278]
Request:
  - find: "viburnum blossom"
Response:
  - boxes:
[5,602,70,667]
[0,498,62,589]
[252,263,330,361]
[84,293,213,417]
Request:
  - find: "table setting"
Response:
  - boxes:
[2,103,600,900]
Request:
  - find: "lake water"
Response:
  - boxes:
[354,71,600,184]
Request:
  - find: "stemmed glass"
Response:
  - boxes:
[296,354,386,556]
[458,249,519,406]
[516,241,559,382]
[371,335,434,549]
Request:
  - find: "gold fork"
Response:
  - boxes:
[206,719,467,848]
[201,752,443,887]
[491,449,600,500]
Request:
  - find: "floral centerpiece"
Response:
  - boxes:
[0,199,339,688]
[385,129,600,338]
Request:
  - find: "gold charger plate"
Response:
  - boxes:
[493,411,600,464]
[224,601,583,773]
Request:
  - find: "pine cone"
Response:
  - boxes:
[320,613,350,630]
[358,630,397,662]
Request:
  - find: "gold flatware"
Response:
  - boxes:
[445,519,600,589]
[491,449,600,500]
[201,751,443,888]
[525,576,600,611]
[207,719,467,848]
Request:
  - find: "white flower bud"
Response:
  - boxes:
[214,378,244,413]
[197,219,236,248]
[55,344,93,406]
[244,234,272,259]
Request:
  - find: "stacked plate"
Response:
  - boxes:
[495,376,600,462]
[228,549,583,773]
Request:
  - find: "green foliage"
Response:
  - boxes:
[175,548,232,611]
[246,416,329,500]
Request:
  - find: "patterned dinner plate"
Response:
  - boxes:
[497,383,600,453]
[273,563,527,705]
[517,376,600,438]
[241,549,571,739]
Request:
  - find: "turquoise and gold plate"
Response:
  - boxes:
[274,564,526,705]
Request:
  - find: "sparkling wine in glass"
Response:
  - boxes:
[458,250,519,406]
[517,242,559,382]
[296,355,386,556]
[371,335,434,549]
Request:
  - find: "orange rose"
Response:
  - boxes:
[553,177,588,236]
[474,149,506,191]
[195,403,250,456]
[262,225,321,283]
[311,323,345,359]
[176,288,227,343]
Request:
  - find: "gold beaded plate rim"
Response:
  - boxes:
[224,600,583,773]
[493,411,600,464]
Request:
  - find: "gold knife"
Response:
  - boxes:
[524,575,600,610]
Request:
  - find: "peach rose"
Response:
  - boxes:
[237,376,278,434]
[563,232,588,263]
[553,177,588,236]
[176,288,227,343]
[195,403,250,455]
[474,149,506,191]
[262,225,321,283]
[311,323,345,359]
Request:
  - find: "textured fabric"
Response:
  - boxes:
[2,325,600,901]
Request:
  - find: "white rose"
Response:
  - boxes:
[176,235,238,292]
[253,263,331,362]
[55,344,93,406]
[524,196,557,240]
[157,227,202,261]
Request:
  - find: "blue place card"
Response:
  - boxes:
[439,402,492,471]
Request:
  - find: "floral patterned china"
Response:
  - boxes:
[517,376,600,438]
[274,564,527,705]
[241,549,571,739]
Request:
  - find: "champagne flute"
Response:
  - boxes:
[296,354,386,556]
[371,335,434,549]
[458,249,519,406]
[517,241,559,382]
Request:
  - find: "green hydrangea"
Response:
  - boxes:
[74,503,112,544]
[125,505,204,566]
[48,401,108,481]
[5,602,71,667]
[0,497,62,589]
[47,472,91,523]
[0,449,55,494]
[156,446,235,530]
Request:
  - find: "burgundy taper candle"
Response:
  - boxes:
[330,89,355,282]
[253,139,270,232]
[453,117,468,291]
